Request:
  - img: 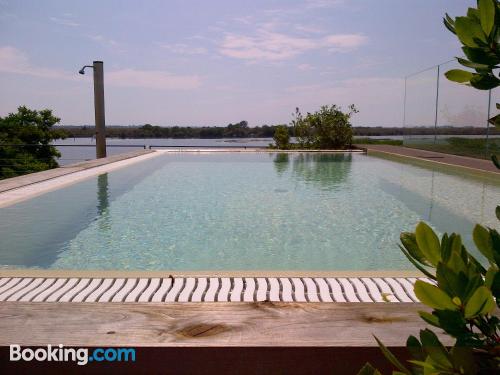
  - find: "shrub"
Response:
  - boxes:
[273,125,291,150]
[293,104,357,149]
[0,106,66,179]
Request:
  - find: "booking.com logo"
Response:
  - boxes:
[10,344,136,366]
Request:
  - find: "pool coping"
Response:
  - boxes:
[0,269,423,278]
[0,275,428,303]
[359,144,500,177]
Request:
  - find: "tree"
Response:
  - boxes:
[273,125,290,149]
[0,106,66,179]
[293,105,357,149]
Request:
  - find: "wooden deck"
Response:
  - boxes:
[0,301,439,347]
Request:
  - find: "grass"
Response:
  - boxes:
[353,138,403,146]
[403,137,499,160]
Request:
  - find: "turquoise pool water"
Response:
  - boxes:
[0,152,499,270]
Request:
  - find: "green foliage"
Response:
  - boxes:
[0,106,66,179]
[405,137,500,160]
[273,125,291,150]
[353,138,404,146]
[358,5,500,374]
[292,104,357,149]
[443,0,500,128]
[360,222,500,374]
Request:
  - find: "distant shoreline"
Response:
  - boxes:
[57,125,499,139]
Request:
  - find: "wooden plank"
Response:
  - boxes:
[0,302,445,347]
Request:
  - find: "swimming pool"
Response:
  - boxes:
[0,152,498,270]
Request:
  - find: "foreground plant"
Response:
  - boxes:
[359,220,499,374]
[359,2,500,373]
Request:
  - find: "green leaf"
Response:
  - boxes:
[399,245,436,280]
[473,224,494,262]
[478,0,496,36]
[443,13,456,34]
[418,311,440,327]
[356,363,382,375]
[374,336,411,375]
[450,347,478,375]
[449,234,462,260]
[457,57,491,70]
[414,280,458,310]
[419,329,452,369]
[488,114,500,128]
[454,16,487,47]
[433,309,468,337]
[462,46,499,66]
[491,272,500,299]
[444,69,473,83]
[406,335,425,361]
[470,74,500,90]
[415,222,441,266]
[485,266,497,288]
[436,263,466,299]
[467,7,480,21]
[401,232,430,265]
[464,286,496,318]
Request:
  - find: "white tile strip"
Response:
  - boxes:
[0,277,423,303]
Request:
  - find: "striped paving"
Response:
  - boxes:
[0,277,427,303]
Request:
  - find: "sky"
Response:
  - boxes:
[0,0,491,127]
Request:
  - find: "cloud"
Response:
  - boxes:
[49,16,79,27]
[0,46,201,90]
[106,69,201,90]
[279,77,404,126]
[294,24,324,34]
[297,63,314,71]
[158,43,208,55]
[0,46,74,80]
[305,0,344,9]
[219,30,366,62]
[88,34,119,47]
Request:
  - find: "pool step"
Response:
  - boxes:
[0,277,429,303]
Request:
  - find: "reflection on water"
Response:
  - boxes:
[272,153,290,176]
[97,174,109,215]
[273,153,352,190]
[0,156,165,267]
[97,173,111,231]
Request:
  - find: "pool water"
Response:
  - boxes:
[0,152,498,270]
